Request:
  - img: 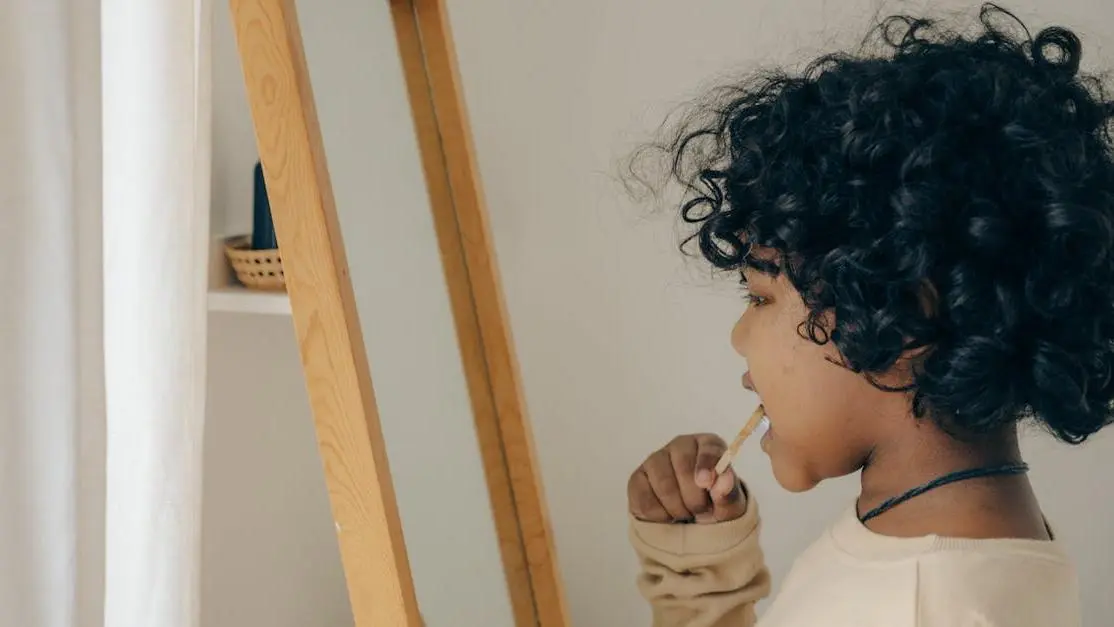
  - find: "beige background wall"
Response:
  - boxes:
[202,1,1113,625]
[449,0,1114,624]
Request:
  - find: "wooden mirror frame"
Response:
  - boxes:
[227,0,569,624]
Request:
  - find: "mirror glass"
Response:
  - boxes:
[206,1,515,626]
[298,1,518,625]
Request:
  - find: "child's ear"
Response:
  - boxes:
[917,279,939,319]
[879,282,939,390]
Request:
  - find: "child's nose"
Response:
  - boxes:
[730,314,748,358]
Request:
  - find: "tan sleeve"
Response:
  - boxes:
[629,489,771,627]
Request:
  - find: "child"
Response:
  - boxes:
[625,5,1113,626]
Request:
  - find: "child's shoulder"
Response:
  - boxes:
[766,509,1080,626]
[915,544,1079,626]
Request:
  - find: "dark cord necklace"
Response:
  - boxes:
[857,462,1030,523]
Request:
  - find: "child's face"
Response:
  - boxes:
[731,264,896,492]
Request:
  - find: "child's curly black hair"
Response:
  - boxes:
[644,4,1114,444]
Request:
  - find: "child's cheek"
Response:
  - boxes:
[771,347,810,425]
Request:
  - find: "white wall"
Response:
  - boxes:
[445,1,1114,625]
[202,315,351,627]
[203,1,514,626]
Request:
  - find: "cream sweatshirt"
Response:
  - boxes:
[629,492,1081,626]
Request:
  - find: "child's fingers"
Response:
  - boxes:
[643,450,693,521]
[668,437,715,517]
[693,433,728,489]
[628,468,671,523]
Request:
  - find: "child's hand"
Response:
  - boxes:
[627,434,747,524]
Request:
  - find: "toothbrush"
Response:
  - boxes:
[715,405,767,474]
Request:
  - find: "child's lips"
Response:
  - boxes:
[741,371,756,392]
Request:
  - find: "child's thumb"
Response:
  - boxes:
[709,467,747,522]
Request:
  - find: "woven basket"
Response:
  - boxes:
[223,235,286,291]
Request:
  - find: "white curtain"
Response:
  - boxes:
[1,0,211,626]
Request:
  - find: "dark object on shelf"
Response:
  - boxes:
[251,160,278,250]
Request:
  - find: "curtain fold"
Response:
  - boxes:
[1,0,211,625]
[1,2,104,626]
[102,0,211,625]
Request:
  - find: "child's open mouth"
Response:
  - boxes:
[741,372,773,450]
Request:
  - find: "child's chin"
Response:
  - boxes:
[769,457,821,493]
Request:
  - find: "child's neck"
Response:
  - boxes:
[857,424,1050,541]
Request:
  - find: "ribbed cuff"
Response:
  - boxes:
[629,486,759,556]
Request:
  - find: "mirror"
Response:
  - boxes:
[226,0,562,625]
[295,1,524,625]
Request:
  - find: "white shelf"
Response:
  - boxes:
[208,285,291,315]
[208,235,291,316]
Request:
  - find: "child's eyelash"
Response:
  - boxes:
[743,291,770,307]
